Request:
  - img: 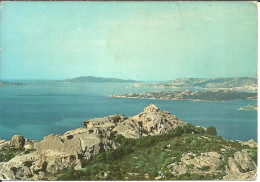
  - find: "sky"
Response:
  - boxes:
[0,1,257,81]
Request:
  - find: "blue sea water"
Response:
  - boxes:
[0,81,257,142]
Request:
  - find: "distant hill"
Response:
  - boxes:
[133,77,257,91]
[110,90,257,101]
[168,77,257,88]
[59,76,140,83]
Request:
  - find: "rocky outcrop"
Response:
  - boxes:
[5,135,37,149]
[0,139,10,150]
[0,104,185,180]
[0,152,41,180]
[167,149,257,180]
[167,152,221,176]
[131,104,185,135]
[10,135,25,148]
[224,149,257,180]
[0,151,81,180]
[34,127,119,160]
[0,104,257,180]
[84,104,186,138]
[0,128,119,180]
[239,139,257,148]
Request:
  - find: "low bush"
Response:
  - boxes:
[251,148,257,164]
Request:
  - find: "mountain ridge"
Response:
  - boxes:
[58,76,141,83]
[133,77,257,91]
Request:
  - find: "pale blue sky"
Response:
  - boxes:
[0,2,257,81]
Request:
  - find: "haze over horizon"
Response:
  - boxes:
[1,75,258,83]
[0,2,257,81]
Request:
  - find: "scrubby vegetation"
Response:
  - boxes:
[56,124,253,180]
[251,148,257,164]
[0,146,25,162]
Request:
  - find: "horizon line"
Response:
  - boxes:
[1,75,257,82]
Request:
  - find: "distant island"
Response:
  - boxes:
[0,81,25,87]
[110,90,257,101]
[132,77,257,91]
[237,105,257,111]
[58,76,141,83]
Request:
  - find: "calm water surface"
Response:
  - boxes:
[0,81,257,141]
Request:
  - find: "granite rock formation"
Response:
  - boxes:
[224,149,257,180]
[83,104,186,138]
[0,104,257,180]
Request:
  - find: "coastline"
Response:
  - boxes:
[109,95,258,102]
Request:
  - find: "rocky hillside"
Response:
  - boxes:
[0,105,257,180]
[83,104,186,138]
[168,77,257,89]
[133,77,257,91]
[110,90,257,101]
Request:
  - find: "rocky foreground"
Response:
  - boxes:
[0,104,257,180]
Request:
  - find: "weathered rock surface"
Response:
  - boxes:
[224,149,257,180]
[0,151,81,180]
[167,152,221,176]
[34,128,119,160]
[0,139,10,150]
[239,139,257,148]
[0,104,257,180]
[0,152,39,180]
[0,128,119,180]
[0,104,186,180]
[84,104,186,138]
[10,135,25,148]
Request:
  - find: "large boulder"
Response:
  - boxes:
[0,152,39,180]
[0,151,80,180]
[131,104,186,135]
[34,127,119,160]
[10,135,25,148]
[239,139,257,148]
[167,152,221,176]
[224,149,257,180]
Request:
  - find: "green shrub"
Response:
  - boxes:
[186,164,195,169]
[183,123,196,134]
[95,152,106,162]
[200,165,210,171]
[251,148,257,164]
[195,126,206,134]
[206,126,217,136]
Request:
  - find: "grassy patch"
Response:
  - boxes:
[0,146,26,162]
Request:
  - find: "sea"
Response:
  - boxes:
[0,81,257,142]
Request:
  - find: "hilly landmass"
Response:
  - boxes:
[110,90,257,101]
[133,77,257,91]
[58,76,140,83]
[0,104,257,180]
[0,81,25,87]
